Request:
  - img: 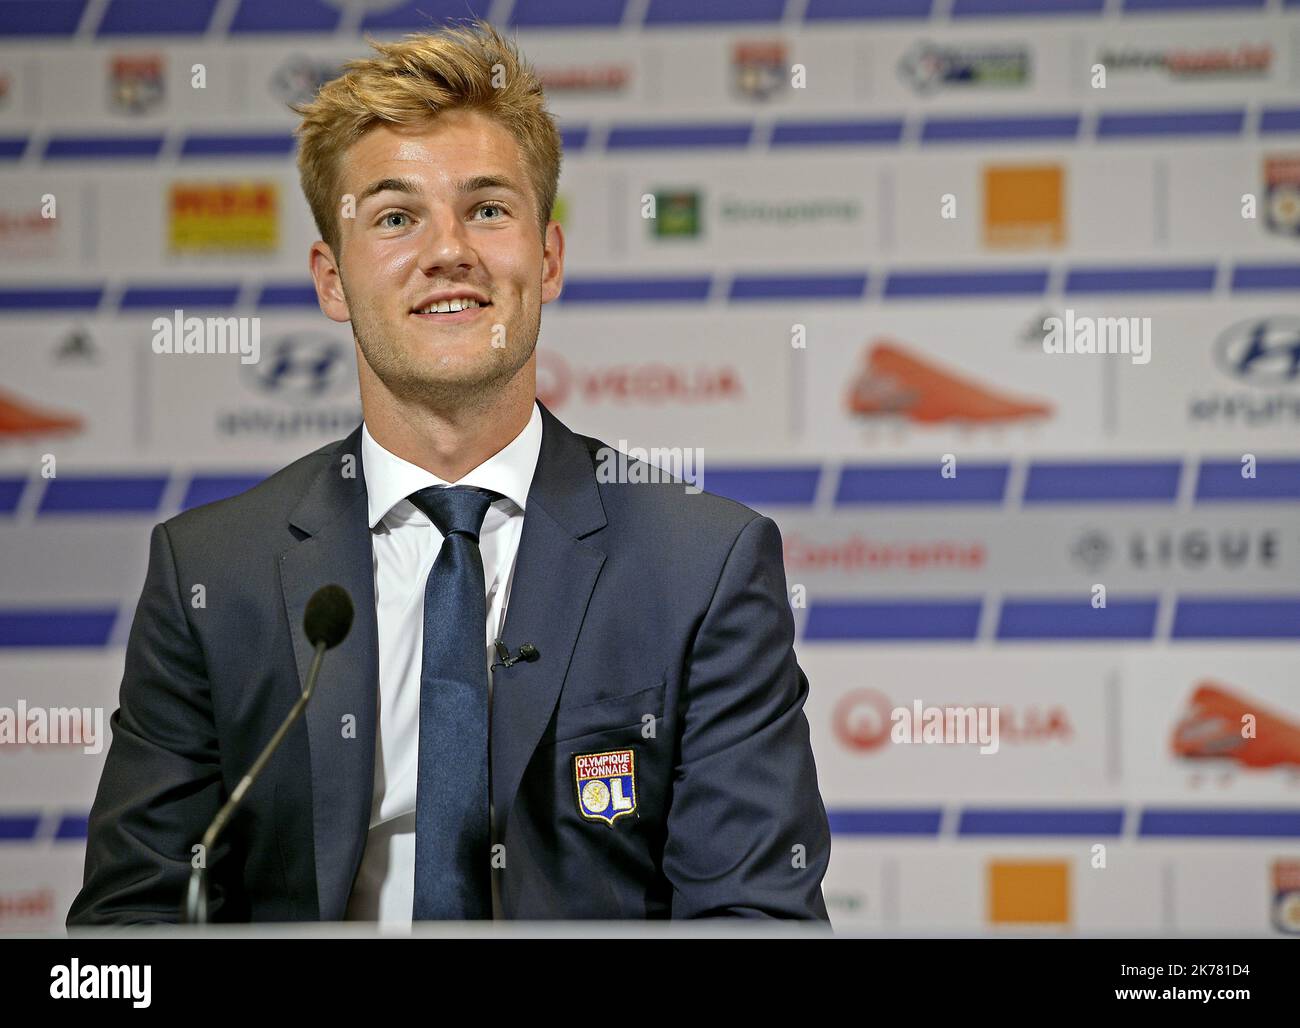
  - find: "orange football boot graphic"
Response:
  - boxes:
[0,388,82,438]
[1172,681,1300,774]
[846,340,1052,425]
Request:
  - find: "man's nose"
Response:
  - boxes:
[417,205,476,274]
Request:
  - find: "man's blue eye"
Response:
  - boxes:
[383,212,408,228]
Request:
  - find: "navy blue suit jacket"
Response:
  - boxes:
[67,400,832,923]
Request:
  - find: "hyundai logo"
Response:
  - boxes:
[1214,317,1300,385]
[241,334,351,401]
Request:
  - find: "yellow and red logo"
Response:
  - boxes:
[168,182,279,253]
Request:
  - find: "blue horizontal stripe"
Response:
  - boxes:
[1065,264,1214,293]
[959,808,1124,835]
[0,137,27,160]
[952,0,1103,12]
[559,126,590,153]
[885,269,1048,298]
[1023,461,1181,502]
[559,277,710,303]
[0,477,24,514]
[729,274,866,301]
[0,814,41,841]
[0,262,1290,316]
[119,285,240,310]
[606,123,753,150]
[1196,460,1300,501]
[1231,263,1300,291]
[837,464,1008,504]
[0,0,86,36]
[182,474,268,510]
[1260,107,1300,134]
[39,475,167,514]
[55,814,88,841]
[0,287,102,311]
[770,119,904,146]
[229,0,341,32]
[1097,109,1244,138]
[257,283,318,307]
[1172,598,1300,639]
[922,115,1079,143]
[703,467,820,506]
[97,0,217,34]
[805,600,982,640]
[512,0,626,25]
[1140,809,1300,838]
[805,0,934,17]
[0,611,116,648]
[359,1,491,30]
[44,136,164,160]
[645,0,785,21]
[828,809,943,835]
[1125,0,1263,7]
[180,134,296,158]
[997,599,1159,640]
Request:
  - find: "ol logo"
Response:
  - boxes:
[574,749,637,826]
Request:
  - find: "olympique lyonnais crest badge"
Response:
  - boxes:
[574,749,637,826]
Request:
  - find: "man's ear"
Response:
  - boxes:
[540,220,564,306]
[310,241,350,323]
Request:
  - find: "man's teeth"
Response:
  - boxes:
[414,299,484,314]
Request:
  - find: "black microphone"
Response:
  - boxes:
[492,639,540,670]
[182,584,354,924]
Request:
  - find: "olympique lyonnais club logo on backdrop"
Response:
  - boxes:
[1264,155,1300,237]
[109,53,163,114]
[732,40,787,101]
[574,749,637,825]
[1273,861,1300,934]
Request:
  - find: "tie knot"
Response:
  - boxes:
[407,485,501,541]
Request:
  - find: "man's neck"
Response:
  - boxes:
[362,385,535,483]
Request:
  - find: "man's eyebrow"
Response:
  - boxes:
[455,174,525,197]
[356,177,421,205]
[355,174,525,205]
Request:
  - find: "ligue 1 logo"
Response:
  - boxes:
[574,749,637,826]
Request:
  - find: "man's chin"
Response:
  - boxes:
[387,361,525,407]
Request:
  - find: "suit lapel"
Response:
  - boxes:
[277,402,607,919]
[491,401,607,839]
[279,425,379,921]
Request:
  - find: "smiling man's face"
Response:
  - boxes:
[311,108,563,412]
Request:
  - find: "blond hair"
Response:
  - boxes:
[291,18,562,257]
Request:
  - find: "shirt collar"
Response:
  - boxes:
[361,399,543,530]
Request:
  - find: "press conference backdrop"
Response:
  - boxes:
[1,0,1298,936]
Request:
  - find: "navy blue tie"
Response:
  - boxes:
[407,484,500,920]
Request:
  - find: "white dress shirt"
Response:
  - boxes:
[343,400,543,925]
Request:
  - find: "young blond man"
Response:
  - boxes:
[69,19,831,925]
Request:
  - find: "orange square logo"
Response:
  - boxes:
[987,860,1070,925]
[983,164,1064,249]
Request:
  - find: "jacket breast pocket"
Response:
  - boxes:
[549,679,666,746]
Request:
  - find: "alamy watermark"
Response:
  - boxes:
[151,309,260,365]
[0,701,103,755]
[891,699,1000,755]
[1043,308,1151,366]
[594,441,704,494]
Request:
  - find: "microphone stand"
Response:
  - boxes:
[182,640,327,924]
